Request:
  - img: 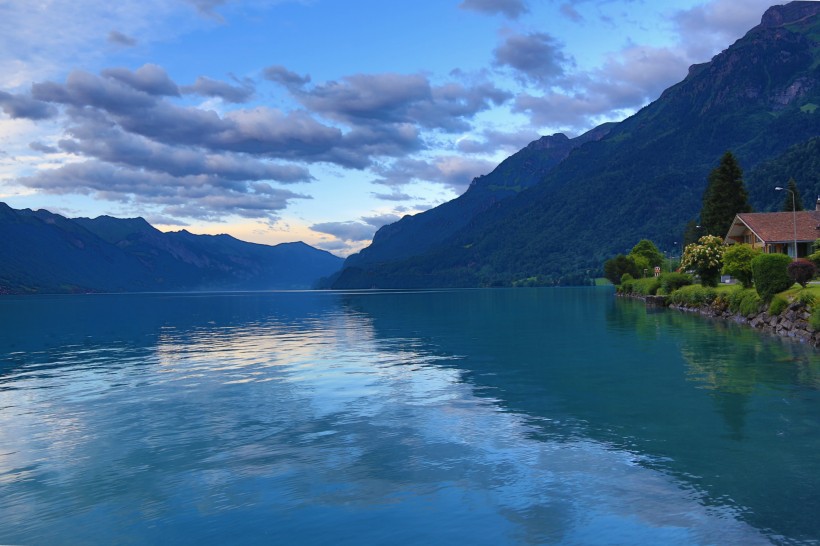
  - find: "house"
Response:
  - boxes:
[724,198,820,258]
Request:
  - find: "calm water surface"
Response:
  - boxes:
[1,288,819,545]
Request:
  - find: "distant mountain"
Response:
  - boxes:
[0,203,342,294]
[331,1,820,288]
[342,123,614,272]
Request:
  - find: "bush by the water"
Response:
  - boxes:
[619,276,660,296]
[659,272,692,294]
[768,295,789,316]
[727,288,763,316]
[752,253,793,300]
[668,285,717,307]
[787,259,816,288]
[811,307,820,331]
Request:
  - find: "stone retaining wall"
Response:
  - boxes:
[621,293,820,347]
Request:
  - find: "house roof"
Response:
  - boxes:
[726,211,820,243]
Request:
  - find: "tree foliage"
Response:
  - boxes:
[781,177,804,212]
[681,235,725,287]
[722,244,760,289]
[630,239,664,268]
[700,151,751,237]
[603,254,640,285]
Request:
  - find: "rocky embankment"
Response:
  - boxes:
[629,294,820,347]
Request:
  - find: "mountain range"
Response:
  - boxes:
[0,203,342,294]
[328,1,820,288]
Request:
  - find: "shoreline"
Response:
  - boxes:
[619,292,820,348]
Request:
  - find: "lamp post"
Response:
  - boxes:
[775,186,798,257]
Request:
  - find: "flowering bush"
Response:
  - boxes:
[680,235,725,287]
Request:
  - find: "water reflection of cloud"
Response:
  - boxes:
[0,292,775,544]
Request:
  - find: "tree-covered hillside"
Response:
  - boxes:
[332,2,820,288]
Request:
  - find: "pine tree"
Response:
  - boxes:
[781,178,804,212]
[700,151,751,237]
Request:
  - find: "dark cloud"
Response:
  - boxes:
[372,156,496,193]
[459,0,529,19]
[108,30,137,47]
[456,128,540,154]
[673,0,772,61]
[372,191,414,201]
[309,221,376,242]
[361,213,400,228]
[182,76,254,103]
[102,64,180,96]
[263,65,311,88]
[19,161,308,221]
[57,119,312,183]
[0,91,57,120]
[29,141,59,154]
[513,44,689,129]
[559,3,583,22]
[32,71,344,161]
[493,32,571,83]
[290,73,511,133]
[185,0,228,21]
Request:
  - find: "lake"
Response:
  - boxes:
[1,287,819,545]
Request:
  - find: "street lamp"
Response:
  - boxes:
[775,186,798,257]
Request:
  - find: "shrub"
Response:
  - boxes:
[811,307,820,331]
[659,272,693,293]
[668,284,717,307]
[799,290,816,308]
[727,288,763,316]
[721,244,760,288]
[787,259,816,288]
[680,235,724,287]
[632,277,661,296]
[768,295,788,316]
[752,253,793,300]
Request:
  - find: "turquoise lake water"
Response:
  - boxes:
[1,287,819,545]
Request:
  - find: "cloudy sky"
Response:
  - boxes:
[0,0,776,255]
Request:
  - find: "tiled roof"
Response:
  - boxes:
[735,211,820,242]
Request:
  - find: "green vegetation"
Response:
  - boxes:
[667,285,718,306]
[681,235,725,287]
[768,295,789,316]
[660,272,693,294]
[725,288,764,316]
[752,253,794,300]
[722,244,760,288]
[781,177,804,211]
[630,239,664,268]
[811,307,820,330]
[700,151,751,237]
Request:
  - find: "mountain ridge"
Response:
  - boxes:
[0,204,342,294]
[330,1,820,288]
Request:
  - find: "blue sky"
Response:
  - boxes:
[0,0,776,255]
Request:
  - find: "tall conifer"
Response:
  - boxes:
[781,177,804,211]
[700,151,751,236]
